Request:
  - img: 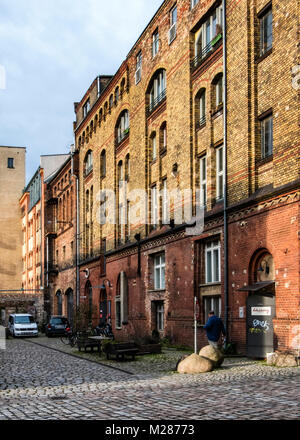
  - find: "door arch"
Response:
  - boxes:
[65,288,74,325]
[56,290,62,315]
[246,249,276,358]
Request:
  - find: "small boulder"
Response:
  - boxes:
[177,353,214,374]
[275,353,298,368]
[199,345,224,368]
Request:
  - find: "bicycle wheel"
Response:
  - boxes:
[70,334,78,347]
[60,334,70,345]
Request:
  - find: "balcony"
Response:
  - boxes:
[116,128,130,147]
[147,89,166,116]
[192,33,222,71]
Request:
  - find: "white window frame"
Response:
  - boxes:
[199,90,206,124]
[154,254,166,290]
[151,185,158,227]
[205,241,221,284]
[152,30,159,58]
[162,179,169,224]
[200,156,207,207]
[216,76,223,107]
[204,296,221,323]
[152,134,157,161]
[191,0,199,9]
[156,303,164,331]
[168,5,177,44]
[149,70,166,112]
[261,115,273,159]
[117,111,130,143]
[196,5,223,57]
[216,145,224,200]
[135,52,142,85]
[83,99,90,118]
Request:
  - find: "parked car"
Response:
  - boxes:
[8,314,38,338]
[45,316,70,337]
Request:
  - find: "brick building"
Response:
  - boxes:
[44,152,79,325]
[73,0,299,355]
[20,155,69,322]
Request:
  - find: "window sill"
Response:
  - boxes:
[256,48,272,64]
[199,283,221,287]
[211,105,223,120]
[256,154,273,166]
[148,289,166,294]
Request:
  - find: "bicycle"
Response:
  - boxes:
[60,328,78,347]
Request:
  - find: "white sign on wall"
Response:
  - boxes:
[251,307,271,316]
[239,307,245,319]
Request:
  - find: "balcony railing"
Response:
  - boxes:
[192,33,222,70]
[116,128,130,146]
[84,165,93,178]
[196,115,206,130]
[147,89,166,115]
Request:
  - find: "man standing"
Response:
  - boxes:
[204,311,226,349]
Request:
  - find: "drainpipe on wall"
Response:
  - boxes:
[222,0,229,341]
[71,148,80,308]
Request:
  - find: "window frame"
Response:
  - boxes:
[199,155,207,207]
[152,29,159,58]
[260,113,273,159]
[205,240,221,284]
[154,253,166,291]
[216,145,224,201]
[7,158,14,169]
[259,5,272,57]
[83,99,90,118]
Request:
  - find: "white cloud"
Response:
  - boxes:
[0,0,163,181]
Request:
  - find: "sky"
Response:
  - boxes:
[0,0,163,183]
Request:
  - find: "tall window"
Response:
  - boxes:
[152,29,159,57]
[149,69,166,113]
[151,133,157,161]
[200,156,207,207]
[169,5,177,44]
[100,150,106,178]
[162,178,169,224]
[84,151,93,177]
[135,51,142,85]
[117,110,130,144]
[191,0,199,8]
[194,4,223,64]
[125,154,130,181]
[115,87,119,105]
[151,185,158,228]
[199,89,206,125]
[160,122,167,153]
[156,302,164,331]
[83,99,90,118]
[215,75,223,108]
[261,114,273,158]
[154,254,166,290]
[259,7,272,56]
[7,158,14,169]
[205,240,221,284]
[216,145,224,200]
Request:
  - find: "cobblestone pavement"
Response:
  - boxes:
[0,338,299,420]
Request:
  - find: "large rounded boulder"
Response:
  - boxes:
[177,353,214,374]
[199,345,224,368]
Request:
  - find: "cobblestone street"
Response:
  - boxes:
[0,338,299,420]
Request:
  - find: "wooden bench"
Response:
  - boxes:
[77,332,101,354]
[105,342,139,361]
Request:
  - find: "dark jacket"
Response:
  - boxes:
[204,315,226,342]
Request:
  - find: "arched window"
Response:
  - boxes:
[195,88,206,128]
[116,110,130,144]
[85,190,89,213]
[212,73,223,110]
[118,160,123,183]
[120,78,126,98]
[115,86,119,105]
[147,69,166,114]
[109,94,114,113]
[125,154,130,181]
[99,109,103,126]
[159,122,167,153]
[84,150,93,177]
[100,150,106,178]
[150,132,157,161]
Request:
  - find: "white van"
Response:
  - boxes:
[8,314,38,338]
